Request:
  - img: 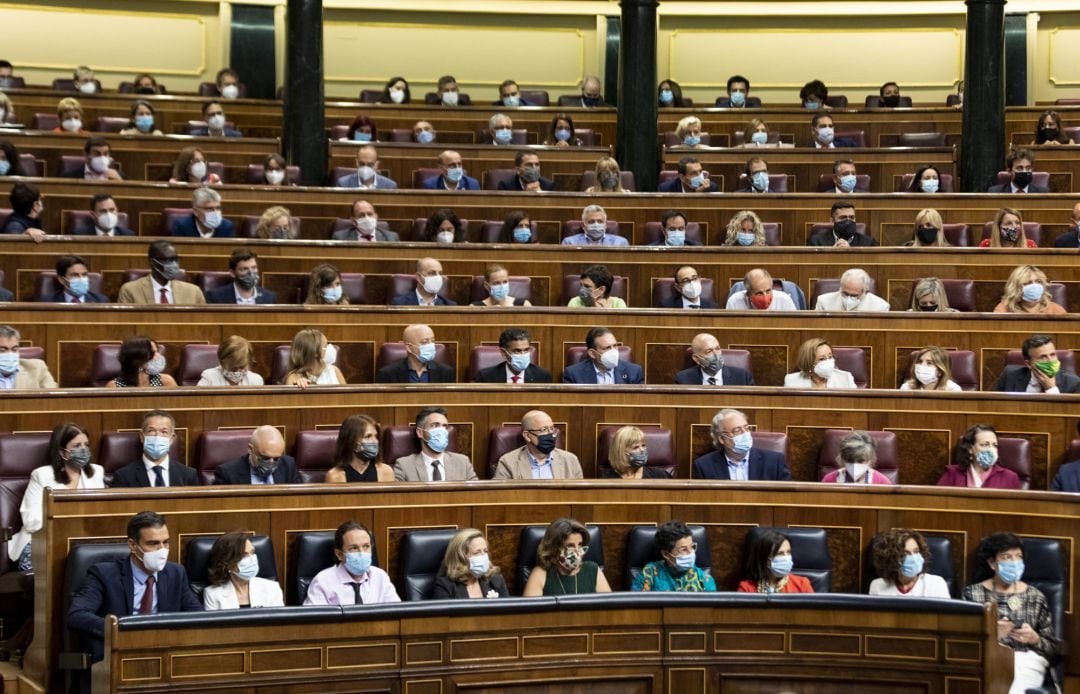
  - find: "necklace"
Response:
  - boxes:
[992,582,1023,611]
[554,570,578,595]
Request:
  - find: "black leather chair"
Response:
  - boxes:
[516,525,603,592]
[746,527,831,592]
[1020,537,1065,689]
[398,528,458,601]
[62,543,129,690]
[624,525,710,587]
[292,531,379,605]
[183,535,277,601]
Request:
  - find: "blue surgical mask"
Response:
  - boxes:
[920,178,940,193]
[975,448,997,470]
[673,553,696,573]
[736,232,756,246]
[1022,283,1044,302]
[344,551,372,576]
[488,282,510,301]
[750,131,768,145]
[0,352,19,375]
[838,174,857,193]
[996,559,1024,584]
[469,553,490,576]
[770,555,794,577]
[494,128,513,145]
[554,128,572,142]
[142,435,171,460]
[234,554,259,581]
[683,135,701,147]
[665,230,685,247]
[817,126,835,144]
[134,115,155,133]
[417,343,437,364]
[659,89,674,105]
[730,432,753,455]
[900,553,924,579]
[425,427,449,453]
[729,91,747,107]
[416,130,436,145]
[509,352,531,373]
[513,226,532,243]
[322,285,343,303]
[689,174,704,188]
[352,131,372,142]
[804,100,821,110]
[67,277,90,297]
[503,95,520,108]
[0,160,10,176]
[445,167,464,183]
[751,171,769,192]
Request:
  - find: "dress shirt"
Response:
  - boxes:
[1010,183,1028,193]
[151,277,173,304]
[699,369,723,385]
[421,451,446,482]
[63,291,84,303]
[408,368,431,383]
[144,457,170,487]
[504,365,521,383]
[594,365,614,385]
[414,289,439,306]
[0,371,15,389]
[527,451,555,479]
[250,465,274,484]
[681,297,701,308]
[726,454,749,481]
[1027,374,1058,394]
[234,286,257,305]
[814,141,836,149]
[131,559,158,614]
[561,233,630,247]
[303,563,400,605]
[96,226,116,237]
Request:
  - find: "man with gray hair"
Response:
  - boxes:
[692,408,790,481]
[814,268,889,312]
[0,325,56,389]
[577,75,604,107]
[726,268,798,311]
[110,409,199,487]
[170,186,236,238]
[493,410,583,480]
[561,204,628,247]
[213,425,300,485]
[487,113,515,145]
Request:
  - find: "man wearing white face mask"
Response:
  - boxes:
[72,194,136,236]
[390,257,457,306]
[190,100,242,137]
[111,409,199,487]
[660,266,719,308]
[675,334,753,386]
[810,113,857,148]
[562,327,644,385]
[562,205,629,247]
[62,137,124,181]
[693,408,790,480]
[215,67,242,99]
[376,324,455,383]
[331,200,400,242]
[0,324,56,389]
[487,113,516,146]
[815,268,890,312]
[68,511,203,664]
[647,211,704,247]
[420,151,480,191]
[171,187,237,238]
[425,75,472,106]
[334,144,397,189]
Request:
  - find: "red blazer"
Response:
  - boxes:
[936,464,1022,489]
[737,574,814,593]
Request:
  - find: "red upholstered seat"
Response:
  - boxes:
[195,271,233,296]
[564,344,633,368]
[559,274,628,305]
[481,169,517,190]
[198,82,247,98]
[865,95,914,108]
[16,347,44,360]
[1004,349,1075,374]
[178,344,220,386]
[375,343,452,372]
[899,173,955,192]
[993,171,1051,192]
[195,429,254,485]
[64,210,130,235]
[735,173,789,193]
[294,430,339,482]
[651,277,715,307]
[389,274,453,304]
[383,425,460,467]
[995,438,1032,490]
[34,271,105,301]
[596,425,675,477]
[0,432,52,573]
[298,273,370,305]
[817,429,899,483]
[942,223,970,246]
[680,348,752,373]
[833,348,869,389]
[98,431,183,481]
[816,174,871,192]
[411,168,442,188]
[269,345,291,385]
[245,164,301,185]
[477,220,538,244]
[485,425,562,478]
[910,278,977,312]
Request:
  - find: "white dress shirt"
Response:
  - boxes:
[144,456,170,486]
[150,276,173,304]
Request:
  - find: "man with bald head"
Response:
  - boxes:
[493,410,583,480]
[726,268,798,310]
[213,425,300,485]
[1053,201,1080,247]
[332,200,400,242]
[420,150,480,191]
[390,257,457,306]
[376,324,456,383]
[675,333,755,386]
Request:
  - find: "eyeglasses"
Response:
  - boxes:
[527,427,557,435]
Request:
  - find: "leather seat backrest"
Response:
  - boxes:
[294,430,339,483]
[32,113,59,131]
[94,116,130,133]
[160,208,192,236]
[1004,349,1075,374]
[596,426,675,477]
[412,167,442,188]
[17,346,44,360]
[520,90,550,106]
[1020,538,1065,641]
[476,128,528,146]
[662,132,714,147]
[735,173,789,193]
[824,95,848,108]
[563,344,633,368]
[98,431,183,482]
[292,530,379,605]
[651,277,714,307]
[559,274,628,305]
[358,89,383,103]
[195,429,254,485]
[833,348,869,389]
[195,271,232,295]
[64,210,130,234]
[184,534,276,600]
[89,343,170,387]
[0,432,51,572]
[482,169,517,191]
[468,345,537,382]
[897,131,945,146]
[269,345,290,385]
[410,218,471,241]
[384,425,459,467]
[680,348,751,373]
[399,528,459,601]
[178,344,219,386]
[579,170,636,192]
[198,82,247,98]
[816,173,871,192]
[748,432,788,460]
[726,279,805,309]
[746,526,831,592]
[865,533,954,596]
[467,275,533,304]
[642,221,703,245]
[299,273,369,305]
[995,437,1032,489]
[716,96,763,108]
[517,525,604,591]
[817,429,898,483]
[905,349,978,391]
[624,525,710,586]
[17,154,39,177]
[389,274,454,303]
[865,95,914,108]
[486,426,563,478]
[561,219,622,241]
[941,223,969,246]
[808,223,870,244]
[63,544,129,652]
[375,342,452,372]
[245,164,301,185]
[909,278,976,312]
[35,271,105,301]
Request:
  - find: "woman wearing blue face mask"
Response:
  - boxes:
[674,116,706,148]
[120,100,162,136]
[471,264,531,307]
[0,139,25,177]
[633,520,715,592]
[304,263,348,306]
[542,114,583,148]
[994,264,1066,315]
[937,424,1021,490]
[203,531,284,609]
[603,426,671,480]
[657,79,689,108]
[343,115,378,143]
[499,210,535,244]
[738,529,813,593]
[740,118,773,147]
[432,528,509,599]
[799,79,830,110]
[869,529,950,598]
[721,210,766,246]
[107,336,177,388]
[325,414,394,483]
[906,164,944,193]
[964,532,1061,694]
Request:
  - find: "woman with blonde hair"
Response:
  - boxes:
[325,414,394,483]
[784,338,856,389]
[907,209,948,247]
[584,156,628,193]
[471,263,531,307]
[283,328,344,387]
[304,263,348,306]
[255,206,295,240]
[980,207,1036,248]
[53,97,86,134]
[198,335,263,386]
[604,425,671,479]
[169,146,221,185]
[722,210,766,246]
[901,347,961,391]
[432,528,508,599]
[908,277,955,312]
[994,265,1066,314]
[821,430,893,485]
[674,115,706,148]
[741,118,772,147]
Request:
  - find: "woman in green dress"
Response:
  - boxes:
[523,518,612,596]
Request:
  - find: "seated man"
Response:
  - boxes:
[215,67,242,99]
[1052,201,1080,248]
[117,240,206,305]
[474,327,552,383]
[61,137,124,181]
[498,151,555,192]
[213,425,301,484]
[648,210,703,247]
[661,265,719,308]
[335,144,397,189]
[73,193,136,236]
[576,75,605,108]
[988,148,1049,193]
[425,75,472,106]
[879,81,903,108]
[332,200,400,242]
[693,408,791,480]
[394,406,477,481]
[810,113,857,148]
[304,521,400,605]
[1,181,46,242]
[413,120,436,144]
[1051,421,1080,492]
[390,257,457,306]
[68,511,203,663]
[487,113,515,145]
[658,156,718,193]
[716,74,753,108]
[376,324,455,383]
[50,255,109,303]
[562,204,628,247]
[995,334,1080,394]
[563,326,644,385]
[809,200,877,247]
[493,410,583,480]
[206,247,277,304]
[494,79,533,107]
[190,100,242,137]
[815,268,890,312]
[823,159,862,194]
[170,187,236,238]
[736,156,772,193]
[0,324,56,389]
[110,409,199,487]
[420,150,480,191]
[726,268,798,310]
[676,333,754,386]
[73,65,98,94]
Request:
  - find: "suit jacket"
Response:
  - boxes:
[213,455,301,485]
[117,276,206,305]
[0,288,12,301]
[202,576,284,609]
[46,289,110,303]
[431,573,508,599]
[1053,229,1079,248]
[987,182,1051,194]
[811,138,858,148]
[205,283,278,304]
[335,173,398,189]
[424,93,473,106]
[1051,460,1080,492]
[497,176,555,192]
[110,459,200,487]
[657,178,719,193]
[72,223,136,237]
[646,238,703,247]
[61,164,126,180]
[188,126,242,137]
[675,365,754,386]
[389,291,457,306]
[393,451,477,481]
[331,226,400,242]
[658,295,718,309]
[562,359,644,385]
[821,186,867,194]
[11,359,57,389]
[692,448,790,481]
[474,362,552,383]
[68,558,203,662]
[420,174,481,191]
[170,213,237,238]
[808,229,878,247]
[994,365,1080,394]
[493,446,583,480]
[375,358,455,384]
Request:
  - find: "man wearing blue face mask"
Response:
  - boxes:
[420,150,480,191]
[493,79,533,108]
[376,324,456,383]
[487,113,516,145]
[171,187,236,238]
[474,328,552,383]
[810,113,857,148]
[715,75,758,108]
[214,425,300,485]
[735,156,773,193]
[0,324,56,389]
[821,159,865,195]
[49,255,109,303]
[110,410,199,487]
[304,521,400,605]
[562,205,628,247]
[692,408,790,481]
[493,410,582,480]
[658,156,718,193]
[394,407,477,481]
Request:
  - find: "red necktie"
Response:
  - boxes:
[139,575,155,614]
[512,374,520,383]
[159,288,169,304]
[71,296,81,304]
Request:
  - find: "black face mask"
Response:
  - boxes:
[1039,128,1059,142]
[581,95,603,107]
[136,86,157,95]
[833,219,857,240]
[916,226,939,245]
[882,94,901,108]
[1012,171,1033,188]
[918,303,939,312]
[533,433,557,455]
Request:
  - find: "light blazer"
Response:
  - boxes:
[493,446,583,480]
[11,359,57,389]
[117,276,206,305]
[9,463,105,560]
[202,576,284,609]
[814,291,890,312]
[393,452,477,481]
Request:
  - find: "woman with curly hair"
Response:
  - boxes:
[722,210,766,246]
[869,529,950,597]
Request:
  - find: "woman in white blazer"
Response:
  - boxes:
[783,337,857,389]
[203,531,284,609]
[8,422,104,570]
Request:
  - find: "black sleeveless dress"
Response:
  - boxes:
[343,463,378,482]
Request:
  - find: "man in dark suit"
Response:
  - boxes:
[659,265,719,308]
[562,327,644,385]
[657,156,718,193]
[1052,421,1080,492]
[110,410,200,487]
[205,247,277,304]
[692,408,791,480]
[492,79,535,107]
[995,334,1080,394]
[810,113,858,148]
[1052,202,1080,247]
[48,255,109,303]
[389,257,457,306]
[188,100,242,137]
[376,324,456,383]
[647,210,703,247]
[676,333,754,386]
[213,425,301,485]
[424,75,472,106]
[808,200,878,247]
[474,327,552,383]
[61,136,125,181]
[497,151,555,192]
[68,511,203,664]
[71,193,136,236]
[170,187,236,238]
[419,150,480,191]
[987,148,1050,193]
[821,159,866,194]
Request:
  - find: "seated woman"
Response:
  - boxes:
[0,139,25,176]
[132,72,163,95]
[901,346,962,391]
[260,153,293,186]
[378,76,410,105]
[937,424,1022,489]
[324,414,394,483]
[523,517,612,596]
[722,210,766,246]
[800,79,830,110]
[583,156,628,193]
[741,118,772,147]
[603,425,671,479]
[499,210,534,244]
[54,97,87,134]
[344,115,378,143]
[169,146,221,185]
[421,209,465,244]
[674,115,706,148]
[1034,110,1075,146]
[471,263,530,307]
[869,529,950,598]
[198,335,264,386]
[908,277,956,312]
[283,328,345,387]
[7,422,103,571]
[994,264,1066,315]
[784,338,856,389]
[738,529,814,593]
[106,336,177,388]
[119,100,162,136]
[906,164,944,193]
[412,120,436,144]
[658,79,690,108]
[567,264,626,309]
[980,207,1037,248]
[304,263,348,306]
[905,208,948,247]
[632,520,715,592]
[542,113,583,147]
[203,530,285,609]
[255,205,296,240]
[821,430,892,485]
[432,528,509,599]
[0,92,17,125]
[963,532,1061,693]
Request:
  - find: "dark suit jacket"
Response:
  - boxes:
[68,558,203,662]
[562,359,644,385]
[419,174,481,191]
[0,288,12,302]
[490,99,534,107]
[987,182,1051,194]
[170,213,237,238]
[1052,460,1080,492]
[646,238,703,247]
[692,448,790,481]
[658,295,718,308]
[72,223,136,237]
[821,186,867,194]
[424,94,473,106]
[376,358,455,384]
[61,164,127,180]
[808,229,878,247]
[811,138,858,148]
[188,126,242,137]
[994,365,1080,393]
[110,459,200,487]
[389,291,456,306]
[675,365,754,386]
[497,176,555,192]
[431,573,509,600]
[474,362,552,383]
[213,455,300,485]
[1053,229,1079,248]
[47,289,109,303]
[205,283,278,304]
[657,178,719,193]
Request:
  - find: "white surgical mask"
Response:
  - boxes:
[207,114,226,131]
[436,230,455,244]
[89,155,111,174]
[356,165,376,183]
[914,363,940,385]
[265,169,286,185]
[422,274,443,295]
[845,462,870,481]
[813,358,835,379]
[78,81,97,95]
[599,348,619,371]
[62,118,83,133]
[221,84,240,99]
[389,89,405,104]
[681,280,702,300]
[96,211,118,231]
[190,161,208,180]
[323,343,338,366]
[356,216,378,234]
[840,295,861,311]
[138,546,168,573]
[441,91,459,106]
